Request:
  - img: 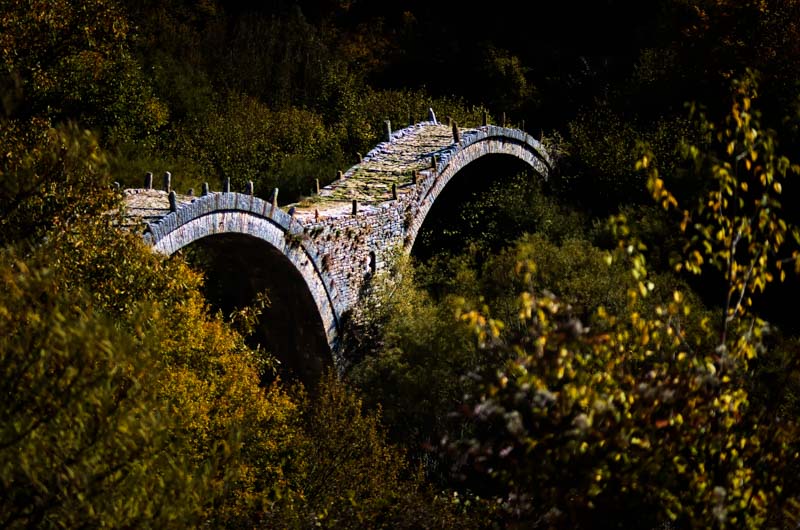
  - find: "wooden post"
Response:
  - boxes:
[482,110,488,126]
[144,172,153,189]
[428,107,437,124]
[391,182,397,200]
[315,178,320,194]
[452,121,460,143]
[202,182,210,196]
[223,177,230,193]
[246,180,254,195]
[352,199,358,215]
[168,191,177,212]
[163,171,171,193]
[385,120,392,142]
[271,188,279,208]
[412,169,418,184]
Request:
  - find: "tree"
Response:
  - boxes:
[0,253,208,528]
[285,372,464,528]
[35,214,309,527]
[0,0,167,143]
[0,120,117,247]
[0,118,307,525]
[444,73,800,527]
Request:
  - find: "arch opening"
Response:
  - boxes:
[411,154,542,261]
[178,233,333,385]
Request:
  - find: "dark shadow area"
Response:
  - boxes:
[177,233,332,385]
[411,154,540,261]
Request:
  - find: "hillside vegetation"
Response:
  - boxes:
[3,1,800,527]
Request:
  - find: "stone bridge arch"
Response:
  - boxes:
[123,120,552,375]
[137,191,345,373]
[288,122,551,316]
[402,126,551,252]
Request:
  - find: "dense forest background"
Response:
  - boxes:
[4,0,800,527]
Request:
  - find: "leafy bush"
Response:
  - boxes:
[175,93,342,201]
[0,253,204,528]
[442,72,800,529]
[0,120,117,247]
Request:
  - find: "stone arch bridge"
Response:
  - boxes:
[122,119,551,380]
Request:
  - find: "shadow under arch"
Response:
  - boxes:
[140,192,343,385]
[177,232,333,385]
[410,153,547,261]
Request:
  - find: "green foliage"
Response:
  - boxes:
[324,80,492,159]
[414,172,586,258]
[564,106,695,211]
[285,372,463,528]
[218,7,335,110]
[348,256,478,468]
[0,252,205,528]
[110,141,210,195]
[0,0,168,142]
[443,74,800,528]
[175,93,342,201]
[0,120,117,247]
[35,214,310,526]
[478,46,537,115]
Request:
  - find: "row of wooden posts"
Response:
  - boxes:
[143,109,526,214]
[144,163,414,216]
[146,159,428,217]
[142,171,275,213]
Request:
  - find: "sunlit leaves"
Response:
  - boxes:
[445,72,800,527]
[0,120,117,247]
[639,70,800,359]
[0,249,206,528]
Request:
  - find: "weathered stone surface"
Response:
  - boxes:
[120,122,551,369]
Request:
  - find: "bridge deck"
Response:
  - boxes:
[120,121,549,226]
[120,122,453,224]
[120,189,194,226]
[314,123,453,203]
